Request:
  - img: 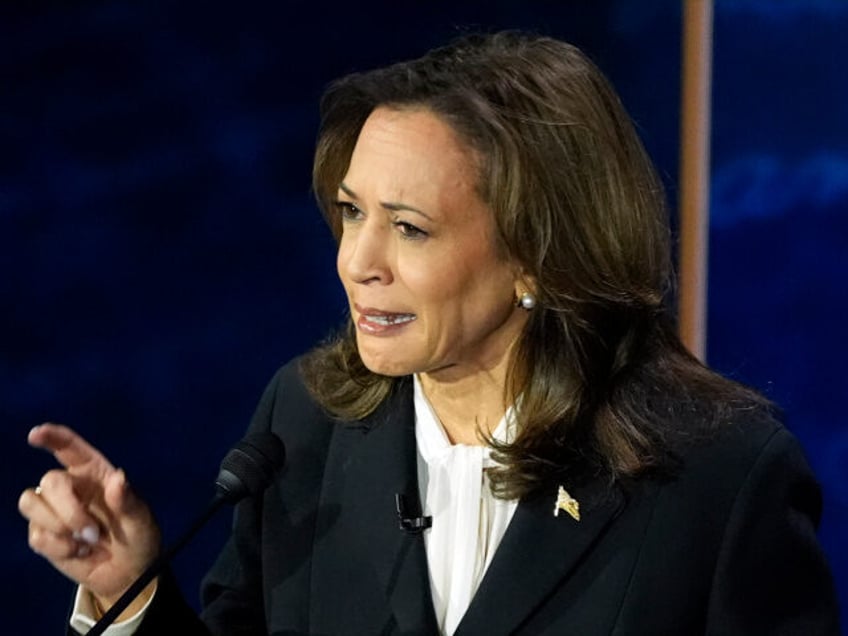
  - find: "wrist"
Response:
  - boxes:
[90,578,158,623]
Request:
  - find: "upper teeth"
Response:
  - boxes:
[365,314,416,325]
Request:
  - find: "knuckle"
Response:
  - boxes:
[28,525,46,553]
[29,524,74,560]
[17,490,33,516]
[39,468,69,492]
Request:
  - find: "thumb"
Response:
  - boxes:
[103,469,146,517]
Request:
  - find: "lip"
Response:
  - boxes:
[354,303,417,336]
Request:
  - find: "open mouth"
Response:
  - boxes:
[361,313,417,326]
[355,305,418,334]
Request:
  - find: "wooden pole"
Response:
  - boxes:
[678,0,713,361]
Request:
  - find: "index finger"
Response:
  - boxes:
[28,423,115,474]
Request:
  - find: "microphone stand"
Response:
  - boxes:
[87,495,228,636]
[86,430,284,634]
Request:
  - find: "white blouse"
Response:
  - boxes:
[413,375,519,636]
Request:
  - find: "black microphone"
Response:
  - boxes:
[395,493,432,534]
[88,431,285,636]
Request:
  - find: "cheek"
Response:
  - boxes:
[335,248,344,281]
[397,258,457,309]
[404,258,506,324]
[336,238,352,284]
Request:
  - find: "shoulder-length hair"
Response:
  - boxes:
[302,32,768,498]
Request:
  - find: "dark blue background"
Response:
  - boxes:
[3,2,846,633]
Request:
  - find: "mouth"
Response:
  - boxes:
[355,305,417,334]
[361,313,417,325]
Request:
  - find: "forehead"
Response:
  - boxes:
[343,107,481,202]
[356,106,465,151]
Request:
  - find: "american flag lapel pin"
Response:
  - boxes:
[554,485,580,521]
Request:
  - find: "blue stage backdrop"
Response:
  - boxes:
[2,2,845,633]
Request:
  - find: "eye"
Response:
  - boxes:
[393,221,428,240]
[333,200,363,221]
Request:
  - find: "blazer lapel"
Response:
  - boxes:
[455,478,625,635]
[330,375,624,635]
[342,378,440,634]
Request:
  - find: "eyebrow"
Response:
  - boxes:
[338,182,434,222]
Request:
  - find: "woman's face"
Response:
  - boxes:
[335,106,529,380]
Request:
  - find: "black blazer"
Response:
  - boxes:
[105,359,839,635]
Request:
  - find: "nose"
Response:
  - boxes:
[338,220,394,286]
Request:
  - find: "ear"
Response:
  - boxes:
[512,267,538,298]
[513,270,540,310]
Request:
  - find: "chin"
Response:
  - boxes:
[360,357,416,378]
[357,346,418,378]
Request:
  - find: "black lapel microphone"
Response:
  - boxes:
[88,431,285,636]
[395,493,432,534]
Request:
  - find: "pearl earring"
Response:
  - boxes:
[518,291,537,310]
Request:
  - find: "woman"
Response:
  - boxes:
[19,32,839,635]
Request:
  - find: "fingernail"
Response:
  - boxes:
[76,544,91,558]
[79,525,100,545]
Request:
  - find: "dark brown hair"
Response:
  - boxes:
[302,32,768,498]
